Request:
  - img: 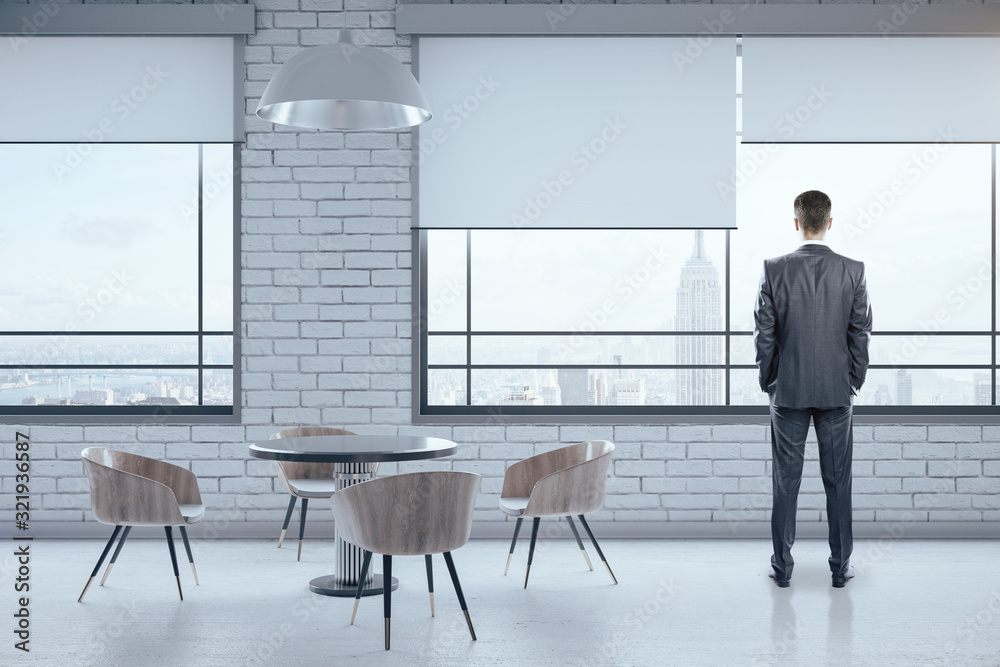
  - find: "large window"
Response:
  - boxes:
[418,141,997,417]
[414,31,1000,418]
[0,143,237,417]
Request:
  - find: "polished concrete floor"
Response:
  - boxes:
[7,537,1000,666]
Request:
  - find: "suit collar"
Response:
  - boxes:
[795,243,833,253]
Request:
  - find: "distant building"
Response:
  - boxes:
[539,369,561,406]
[73,389,114,406]
[501,385,543,406]
[974,372,991,406]
[873,383,891,406]
[539,385,561,406]
[558,369,588,406]
[676,230,723,405]
[21,396,42,406]
[428,371,459,405]
[895,369,912,406]
[610,378,646,406]
[598,338,610,364]
[589,372,607,406]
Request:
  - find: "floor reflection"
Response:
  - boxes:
[826,588,854,664]
[768,584,799,664]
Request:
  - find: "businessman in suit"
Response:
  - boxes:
[754,190,873,589]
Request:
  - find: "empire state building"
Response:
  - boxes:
[675,231,723,405]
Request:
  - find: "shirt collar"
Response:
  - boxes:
[800,239,829,247]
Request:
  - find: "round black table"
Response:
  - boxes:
[249,435,458,598]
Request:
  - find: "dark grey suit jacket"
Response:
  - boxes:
[754,243,873,409]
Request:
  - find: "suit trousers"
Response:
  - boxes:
[769,396,854,582]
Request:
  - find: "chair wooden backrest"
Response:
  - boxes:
[269,427,357,494]
[81,447,201,527]
[501,441,615,518]
[329,471,481,556]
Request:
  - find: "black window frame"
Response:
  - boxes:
[0,142,241,423]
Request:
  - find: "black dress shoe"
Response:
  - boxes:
[768,569,790,588]
[832,565,855,588]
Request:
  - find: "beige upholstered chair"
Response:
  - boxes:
[270,427,357,560]
[79,447,204,602]
[329,471,481,651]
[499,440,617,588]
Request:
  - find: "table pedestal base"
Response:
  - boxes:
[309,574,399,597]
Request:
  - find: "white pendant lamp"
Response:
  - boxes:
[256,29,432,131]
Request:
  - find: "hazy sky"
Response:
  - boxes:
[0,144,233,334]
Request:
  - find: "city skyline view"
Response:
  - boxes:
[4,369,233,407]
[0,337,234,406]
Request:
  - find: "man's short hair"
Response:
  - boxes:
[794,190,832,235]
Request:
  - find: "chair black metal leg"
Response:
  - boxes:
[443,551,476,641]
[578,514,617,585]
[524,517,540,589]
[100,525,132,586]
[504,517,523,575]
[178,526,199,585]
[565,516,593,571]
[165,526,183,600]
[351,550,372,625]
[425,554,435,617]
[383,555,392,650]
[278,496,297,548]
[78,525,122,602]
[297,498,309,562]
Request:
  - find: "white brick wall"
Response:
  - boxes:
[3,0,1000,539]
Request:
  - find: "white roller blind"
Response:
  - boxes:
[416,37,736,229]
[0,36,237,142]
[741,37,1000,143]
